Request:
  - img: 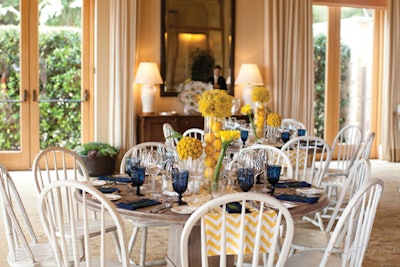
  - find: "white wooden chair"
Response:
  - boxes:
[163,123,179,150]
[280,136,332,187]
[280,136,332,230]
[180,192,294,267]
[290,159,371,255]
[321,125,363,201]
[120,142,168,266]
[355,131,375,161]
[38,179,130,267]
[0,163,58,267]
[285,178,384,267]
[32,147,120,259]
[182,128,205,142]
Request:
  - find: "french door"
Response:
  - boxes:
[0,0,93,170]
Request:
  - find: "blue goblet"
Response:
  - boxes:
[237,168,254,192]
[297,129,306,137]
[281,131,291,143]
[131,166,146,196]
[172,169,189,205]
[240,130,249,148]
[267,165,281,195]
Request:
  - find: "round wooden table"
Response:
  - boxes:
[84,181,329,267]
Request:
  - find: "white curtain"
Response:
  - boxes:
[264,0,314,132]
[381,0,400,161]
[108,0,137,157]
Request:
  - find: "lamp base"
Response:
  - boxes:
[141,84,156,113]
[242,85,254,108]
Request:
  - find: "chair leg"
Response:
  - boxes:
[112,230,122,262]
[139,227,148,266]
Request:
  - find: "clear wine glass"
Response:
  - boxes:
[267,164,281,195]
[142,150,162,198]
[131,166,146,196]
[171,168,189,205]
[185,157,205,205]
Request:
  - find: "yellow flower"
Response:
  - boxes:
[267,112,281,127]
[198,89,234,118]
[213,130,240,183]
[240,104,252,115]
[252,86,270,103]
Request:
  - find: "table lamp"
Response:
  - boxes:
[235,64,264,107]
[134,62,163,113]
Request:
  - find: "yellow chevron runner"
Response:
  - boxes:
[204,209,277,256]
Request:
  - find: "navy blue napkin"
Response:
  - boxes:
[275,194,319,204]
[116,199,161,210]
[98,176,132,183]
[275,181,311,188]
[98,187,120,194]
[225,202,250,214]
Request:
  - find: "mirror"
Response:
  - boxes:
[160,0,235,96]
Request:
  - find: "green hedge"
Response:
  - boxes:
[0,26,82,150]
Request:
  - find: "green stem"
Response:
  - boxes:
[248,114,260,142]
[213,142,230,183]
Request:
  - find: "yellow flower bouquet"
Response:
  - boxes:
[267,112,281,127]
[252,86,271,103]
[198,89,234,118]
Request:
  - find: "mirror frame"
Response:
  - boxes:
[160,0,235,96]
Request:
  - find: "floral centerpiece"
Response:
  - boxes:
[198,89,234,186]
[252,86,270,142]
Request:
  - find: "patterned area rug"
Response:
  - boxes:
[1,159,399,266]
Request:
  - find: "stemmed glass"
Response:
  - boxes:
[184,157,204,204]
[171,168,189,205]
[131,166,146,196]
[267,165,281,195]
[281,131,291,143]
[240,129,249,148]
[142,150,162,197]
[237,167,254,192]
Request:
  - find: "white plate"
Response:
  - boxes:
[90,180,107,187]
[171,205,197,214]
[295,188,325,196]
[104,194,122,201]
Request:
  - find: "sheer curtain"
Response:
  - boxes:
[108,0,137,158]
[264,0,314,132]
[382,0,400,161]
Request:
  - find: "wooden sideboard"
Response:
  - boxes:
[137,114,204,143]
[137,113,248,143]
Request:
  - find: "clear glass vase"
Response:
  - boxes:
[253,102,267,143]
[203,116,225,186]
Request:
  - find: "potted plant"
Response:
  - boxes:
[74,142,119,176]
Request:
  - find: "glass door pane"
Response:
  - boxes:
[38,0,83,149]
[0,3,22,151]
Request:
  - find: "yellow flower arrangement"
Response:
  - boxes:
[267,112,281,127]
[252,86,270,103]
[198,89,234,118]
[213,130,240,183]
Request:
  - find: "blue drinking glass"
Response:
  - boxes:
[281,131,291,143]
[267,165,281,195]
[172,169,189,205]
[240,130,249,148]
[298,129,306,137]
[237,168,254,192]
[131,166,146,196]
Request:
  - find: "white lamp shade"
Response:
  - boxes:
[134,62,163,84]
[235,63,264,85]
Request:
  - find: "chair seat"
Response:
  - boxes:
[321,175,346,187]
[9,242,57,267]
[291,228,332,252]
[285,250,341,266]
[59,220,118,238]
